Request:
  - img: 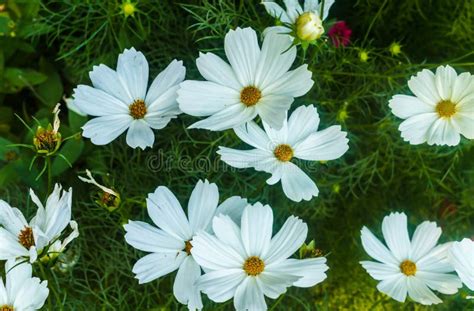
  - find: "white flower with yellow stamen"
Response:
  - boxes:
[191,203,329,310]
[360,212,462,305]
[217,105,348,202]
[177,27,313,131]
[72,48,186,149]
[262,0,335,41]
[0,184,78,263]
[124,180,248,311]
[449,238,474,291]
[389,65,474,146]
[0,261,49,310]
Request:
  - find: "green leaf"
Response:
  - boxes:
[51,138,84,176]
[36,58,63,107]
[0,137,18,161]
[2,67,47,93]
[68,109,87,132]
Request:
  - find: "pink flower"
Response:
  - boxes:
[328,21,352,47]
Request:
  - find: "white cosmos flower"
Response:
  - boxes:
[0,184,78,264]
[262,0,335,40]
[124,180,248,311]
[389,65,474,146]
[217,105,348,202]
[72,48,186,149]
[0,261,49,310]
[191,203,329,311]
[177,27,314,131]
[360,212,462,305]
[449,238,474,291]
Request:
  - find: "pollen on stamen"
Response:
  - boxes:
[243,256,265,276]
[274,144,294,162]
[0,305,14,311]
[400,260,417,276]
[436,100,456,118]
[18,226,35,249]
[240,86,262,107]
[129,99,147,119]
[184,241,193,255]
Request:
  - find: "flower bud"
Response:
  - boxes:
[296,12,324,41]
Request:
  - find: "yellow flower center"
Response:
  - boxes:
[0,305,14,311]
[400,260,417,276]
[129,100,147,119]
[184,240,193,255]
[122,2,136,17]
[18,226,35,249]
[435,100,457,118]
[274,144,293,162]
[240,86,261,107]
[243,256,265,276]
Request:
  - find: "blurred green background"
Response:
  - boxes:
[0,0,473,310]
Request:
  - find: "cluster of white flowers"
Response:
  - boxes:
[0,184,78,310]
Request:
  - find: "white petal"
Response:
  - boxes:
[0,228,29,260]
[147,186,193,241]
[126,120,155,149]
[211,215,246,259]
[217,147,273,169]
[196,52,241,90]
[262,216,307,264]
[426,118,461,146]
[360,226,399,266]
[376,275,407,303]
[241,203,273,257]
[234,277,267,311]
[132,252,186,284]
[0,278,6,305]
[234,121,272,150]
[89,64,132,104]
[389,95,435,119]
[178,81,240,117]
[280,163,319,202]
[6,261,33,297]
[189,104,257,131]
[360,261,400,281]
[261,2,291,23]
[82,114,132,145]
[381,212,410,262]
[263,65,314,98]
[267,257,328,287]
[409,221,441,262]
[417,243,454,273]
[143,115,173,130]
[262,118,288,145]
[146,85,181,117]
[214,197,248,230]
[196,269,246,303]
[406,276,442,305]
[256,94,293,130]
[320,0,335,20]
[124,220,184,253]
[304,0,319,12]
[42,185,72,241]
[72,85,129,116]
[453,112,474,139]
[408,69,442,106]
[287,105,320,145]
[173,256,202,309]
[398,113,439,145]
[415,271,461,295]
[0,201,27,234]
[435,65,458,100]
[452,72,474,103]
[294,125,349,161]
[188,180,219,232]
[257,270,299,298]
[262,26,292,38]
[13,275,49,310]
[191,232,244,270]
[283,0,303,22]
[254,31,296,90]
[449,239,474,290]
[116,47,149,100]
[145,59,186,105]
[224,27,260,86]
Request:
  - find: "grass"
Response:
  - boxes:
[0,0,473,310]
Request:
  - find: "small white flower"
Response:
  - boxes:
[124,180,248,311]
[449,238,474,291]
[0,261,49,310]
[217,105,348,202]
[191,203,329,310]
[262,0,335,40]
[360,212,462,305]
[177,27,314,131]
[389,65,474,146]
[0,184,78,263]
[73,48,186,149]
